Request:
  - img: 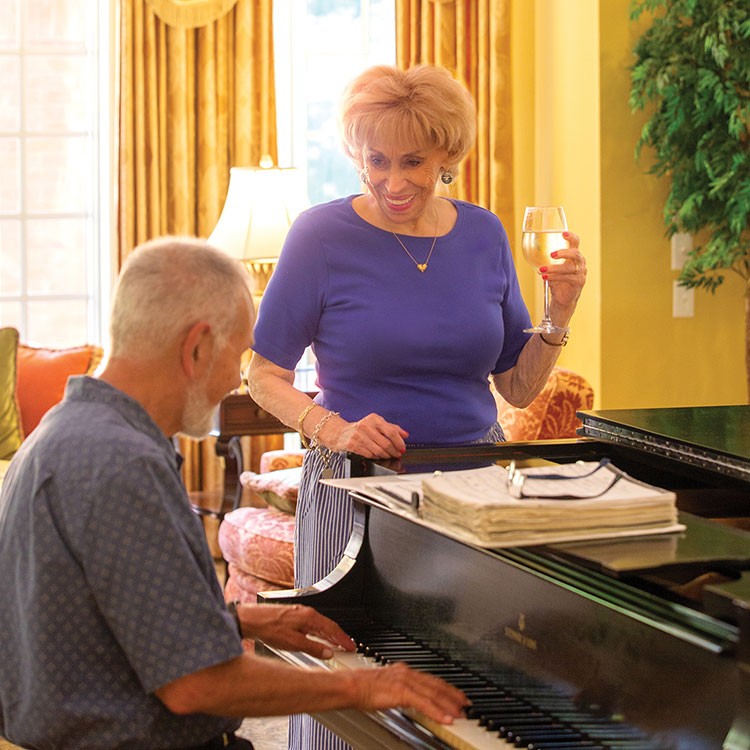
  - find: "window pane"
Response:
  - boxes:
[0,56,21,130]
[25,55,91,132]
[26,218,87,294]
[26,298,88,347]
[0,219,22,294]
[0,2,19,48]
[286,0,395,204]
[6,0,105,348]
[24,0,89,48]
[25,136,91,213]
[0,302,22,330]
[0,138,21,214]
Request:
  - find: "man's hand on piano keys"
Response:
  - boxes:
[235,603,356,658]
[348,662,469,725]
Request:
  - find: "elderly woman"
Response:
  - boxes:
[247,63,586,750]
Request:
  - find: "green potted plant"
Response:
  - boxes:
[629,0,750,398]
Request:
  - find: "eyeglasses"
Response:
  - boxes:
[506,458,621,500]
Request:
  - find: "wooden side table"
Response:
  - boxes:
[189,391,316,549]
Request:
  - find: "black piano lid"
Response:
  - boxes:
[577,404,750,483]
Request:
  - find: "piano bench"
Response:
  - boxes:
[218,505,295,604]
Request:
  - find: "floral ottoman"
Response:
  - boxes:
[218,506,295,604]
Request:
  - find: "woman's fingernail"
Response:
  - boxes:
[550,251,558,258]
[539,266,548,273]
[542,274,549,281]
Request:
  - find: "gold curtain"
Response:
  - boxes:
[395,0,514,239]
[118,0,282,492]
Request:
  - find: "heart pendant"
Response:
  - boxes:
[417,264,427,272]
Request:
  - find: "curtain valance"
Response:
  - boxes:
[144,0,239,28]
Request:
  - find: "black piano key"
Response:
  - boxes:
[340,617,664,750]
[467,703,529,721]
[370,651,452,674]
[525,743,601,750]
[441,677,494,689]
[594,744,665,750]
[509,730,585,746]
[464,689,516,701]
[512,724,580,743]
[485,711,548,730]
[498,722,569,736]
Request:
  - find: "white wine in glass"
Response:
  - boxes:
[522,206,570,335]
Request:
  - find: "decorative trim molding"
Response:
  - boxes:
[144,0,239,28]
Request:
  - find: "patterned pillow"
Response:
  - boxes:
[493,367,594,441]
[16,342,103,436]
[240,465,302,514]
[0,328,23,461]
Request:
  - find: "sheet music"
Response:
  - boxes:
[322,462,684,549]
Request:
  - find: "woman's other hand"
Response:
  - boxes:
[323,412,408,459]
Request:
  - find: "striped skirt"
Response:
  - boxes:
[289,422,505,750]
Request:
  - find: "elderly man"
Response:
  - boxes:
[0,237,466,750]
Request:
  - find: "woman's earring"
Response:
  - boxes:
[359,170,368,185]
[441,171,454,185]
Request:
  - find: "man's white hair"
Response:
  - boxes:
[110,236,251,359]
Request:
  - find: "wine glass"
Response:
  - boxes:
[521,205,570,335]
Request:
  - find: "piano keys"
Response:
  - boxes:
[257,405,750,750]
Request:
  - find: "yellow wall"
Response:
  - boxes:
[512,0,746,409]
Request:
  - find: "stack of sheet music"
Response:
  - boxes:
[419,460,682,546]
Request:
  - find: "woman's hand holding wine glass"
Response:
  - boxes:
[521,206,586,337]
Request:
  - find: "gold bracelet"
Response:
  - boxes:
[297,403,317,449]
[310,410,340,449]
[540,331,569,347]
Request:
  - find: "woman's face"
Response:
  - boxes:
[361,143,448,228]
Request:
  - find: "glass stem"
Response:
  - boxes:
[542,279,552,324]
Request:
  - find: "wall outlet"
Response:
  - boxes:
[673,280,694,318]
[671,232,692,270]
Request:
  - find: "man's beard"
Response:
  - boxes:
[180,379,218,439]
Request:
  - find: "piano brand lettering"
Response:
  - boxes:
[503,612,537,651]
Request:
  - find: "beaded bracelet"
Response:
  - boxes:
[296,402,318,449]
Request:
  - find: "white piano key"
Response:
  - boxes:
[327,648,515,750]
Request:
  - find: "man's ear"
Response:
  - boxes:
[181,322,212,379]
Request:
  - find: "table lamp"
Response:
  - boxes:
[208,156,308,298]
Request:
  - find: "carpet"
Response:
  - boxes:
[238,716,288,750]
[0,717,288,750]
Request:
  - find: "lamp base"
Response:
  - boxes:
[242,260,277,299]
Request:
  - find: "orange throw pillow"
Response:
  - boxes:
[16,344,103,436]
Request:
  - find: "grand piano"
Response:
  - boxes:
[257,405,750,750]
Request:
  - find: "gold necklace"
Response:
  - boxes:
[391,207,440,273]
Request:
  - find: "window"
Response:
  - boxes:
[274,0,396,393]
[274,0,396,203]
[0,0,111,348]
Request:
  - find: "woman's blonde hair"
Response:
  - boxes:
[339,64,477,170]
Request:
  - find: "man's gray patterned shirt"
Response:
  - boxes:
[0,376,243,749]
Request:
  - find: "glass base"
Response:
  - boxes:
[524,320,570,335]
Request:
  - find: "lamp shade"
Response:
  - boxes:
[208,164,308,263]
